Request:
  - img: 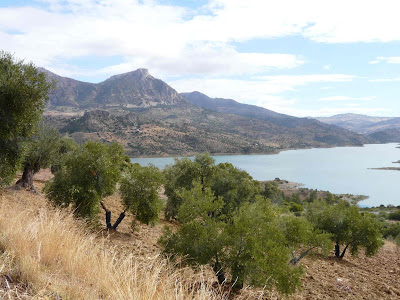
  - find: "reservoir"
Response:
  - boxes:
[131,143,400,207]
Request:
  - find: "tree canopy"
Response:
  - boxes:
[44,141,126,219]
[120,163,165,225]
[0,51,53,186]
[306,200,384,258]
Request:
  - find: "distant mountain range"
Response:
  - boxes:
[315,113,400,142]
[41,68,376,156]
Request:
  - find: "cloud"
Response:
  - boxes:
[369,57,400,64]
[3,0,400,79]
[169,73,356,113]
[318,96,374,102]
[0,1,304,79]
[369,77,400,82]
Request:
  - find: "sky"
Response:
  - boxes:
[1,0,400,117]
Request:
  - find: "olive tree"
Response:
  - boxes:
[159,185,304,294]
[119,163,165,227]
[211,162,261,217]
[163,153,215,220]
[0,51,53,186]
[307,200,384,259]
[44,141,126,219]
[278,214,331,265]
[16,125,62,192]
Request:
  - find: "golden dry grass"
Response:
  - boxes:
[0,188,225,299]
[1,172,399,300]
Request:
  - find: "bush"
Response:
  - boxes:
[388,209,400,221]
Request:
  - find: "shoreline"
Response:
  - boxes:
[270,178,369,206]
[129,143,385,159]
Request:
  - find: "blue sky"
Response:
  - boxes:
[1,0,400,117]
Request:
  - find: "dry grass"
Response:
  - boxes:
[0,189,225,299]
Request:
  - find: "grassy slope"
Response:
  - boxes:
[0,171,399,299]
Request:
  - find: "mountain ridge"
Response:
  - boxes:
[41,68,375,156]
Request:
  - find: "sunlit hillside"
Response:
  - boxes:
[0,173,399,299]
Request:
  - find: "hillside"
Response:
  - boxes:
[315,113,398,134]
[0,173,399,299]
[368,128,400,143]
[45,104,371,156]
[42,69,373,156]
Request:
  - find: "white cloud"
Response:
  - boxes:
[323,65,331,70]
[369,77,400,82]
[318,96,374,102]
[0,1,304,78]
[3,0,400,79]
[369,57,400,64]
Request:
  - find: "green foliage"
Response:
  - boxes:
[262,181,285,204]
[0,51,53,186]
[50,136,78,174]
[163,157,202,220]
[382,222,400,239]
[44,141,125,219]
[21,125,62,174]
[164,153,260,220]
[211,162,260,217]
[307,200,384,258]
[286,201,304,214]
[278,214,332,264]
[388,209,400,221]
[120,163,164,225]
[160,190,304,294]
[223,199,303,293]
[160,182,225,266]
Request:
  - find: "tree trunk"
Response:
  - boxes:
[100,202,126,230]
[335,243,340,257]
[291,247,314,265]
[231,264,244,290]
[16,167,37,192]
[112,211,126,230]
[340,244,350,259]
[213,260,226,284]
[101,202,113,229]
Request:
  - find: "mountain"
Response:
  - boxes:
[181,91,295,125]
[315,113,395,134]
[42,69,374,156]
[41,68,188,108]
[368,128,400,143]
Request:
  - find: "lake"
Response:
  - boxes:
[131,143,400,207]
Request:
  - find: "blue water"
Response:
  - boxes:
[131,144,400,207]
